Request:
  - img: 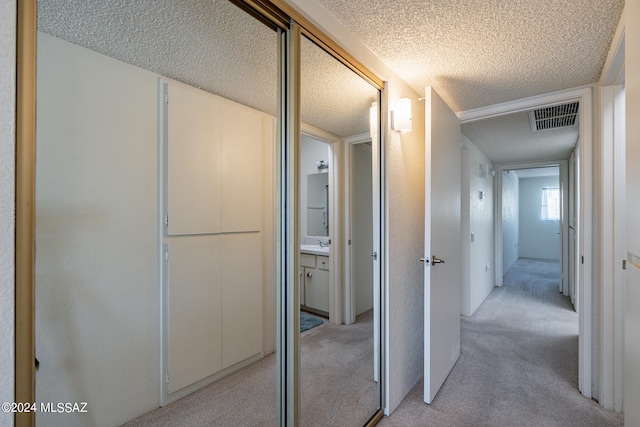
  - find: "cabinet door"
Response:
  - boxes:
[220,102,262,233]
[167,237,222,393]
[166,82,221,235]
[304,267,330,313]
[221,233,262,368]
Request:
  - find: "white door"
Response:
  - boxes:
[625,47,640,425]
[423,87,462,404]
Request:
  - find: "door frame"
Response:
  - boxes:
[494,160,569,292]
[458,85,594,398]
[300,123,342,325]
[598,9,625,411]
[343,132,373,325]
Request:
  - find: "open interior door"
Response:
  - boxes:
[423,87,462,404]
[625,54,640,425]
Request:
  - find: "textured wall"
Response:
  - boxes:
[35,33,159,426]
[519,176,561,260]
[386,87,426,413]
[0,2,16,426]
[461,137,495,316]
[502,170,520,273]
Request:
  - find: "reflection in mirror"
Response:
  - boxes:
[307,173,329,236]
[35,1,278,425]
[299,34,381,425]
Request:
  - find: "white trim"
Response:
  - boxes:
[473,87,594,399]
[457,85,595,123]
[301,125,342,325]
[613,84,625,412]
[494,160,568,288]
[342,132,373,325]
[578,87,593,399]
[598,9,625,411]
[600,6,625,86]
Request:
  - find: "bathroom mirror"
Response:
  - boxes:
[307,172,329,236]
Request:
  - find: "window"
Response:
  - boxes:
[541,187,560,220]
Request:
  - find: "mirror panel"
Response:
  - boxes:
[299,34,381,426]
[35,1,279,425]
[307,172,329,237]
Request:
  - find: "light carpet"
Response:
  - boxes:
[378,258,623,427]
[124,311,378,426]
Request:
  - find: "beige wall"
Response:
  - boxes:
[35,33,159,427]
[0,2,16,425]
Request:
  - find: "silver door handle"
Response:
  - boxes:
[431,255,445,266]
[306,272,313,278]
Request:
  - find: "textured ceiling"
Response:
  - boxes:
[461,110,578,163]
[316,0,624,112]
[39,0,280,119]
[38,0,623,159]
[38,0,376,137]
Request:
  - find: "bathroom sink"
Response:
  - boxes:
[300,244,330,256]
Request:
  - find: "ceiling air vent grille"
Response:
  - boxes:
[529,102,579,132]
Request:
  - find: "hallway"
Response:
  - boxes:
[379,258,622,427]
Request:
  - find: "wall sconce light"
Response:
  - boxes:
[392,98,412,133]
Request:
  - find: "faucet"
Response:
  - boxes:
[318,240,329,248]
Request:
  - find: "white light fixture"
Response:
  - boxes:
[369,102,378,138]
[392,98,412,133]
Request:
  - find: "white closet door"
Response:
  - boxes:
[166,83,221,235]
[220,102,262,233]
[168,237,222,392]
[221,233,262,368]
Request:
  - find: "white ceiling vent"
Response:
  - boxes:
[529,102,579,132]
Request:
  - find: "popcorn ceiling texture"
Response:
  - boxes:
[461,110,579,163]
[38,0,377,138]
[317,0,624,112]
[0,1,16,423]
[301,36,378,137]
[38,0,278,121]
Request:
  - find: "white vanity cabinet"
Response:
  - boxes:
[300,253,330,315]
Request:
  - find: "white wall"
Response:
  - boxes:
[35,33,159,427]
[299,134,330,240]
[0,2,16,425]
[519,176,561,260]
[460,136,495,316]
[502,170,519,273]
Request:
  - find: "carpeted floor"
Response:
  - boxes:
[124,311,377,427]
[378,258,623,427]
[126,258,622,427]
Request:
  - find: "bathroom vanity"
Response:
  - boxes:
[300,243,330,316]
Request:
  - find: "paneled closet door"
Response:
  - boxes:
[167,236,222,393]
[220,103,262,233]
[166,82,222,236]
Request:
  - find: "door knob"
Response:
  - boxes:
[431,255,445,266]
[306,272,313,278]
